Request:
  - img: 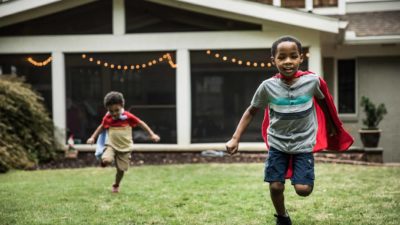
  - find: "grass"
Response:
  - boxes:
[0,163,399,225]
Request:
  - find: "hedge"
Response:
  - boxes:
[0,75,59,172]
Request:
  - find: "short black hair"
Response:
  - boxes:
[104,91,125,108]
[271,36,302,57]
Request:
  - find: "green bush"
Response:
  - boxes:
[0,75,59,172]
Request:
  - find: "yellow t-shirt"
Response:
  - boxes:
[106,126,134,152]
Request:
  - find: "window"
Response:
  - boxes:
[190,49,309,143]
[0,0,112,36]
[125,1,261,33]
[65,51,176,144]
[0,54,52,115]
[337,59,356,114]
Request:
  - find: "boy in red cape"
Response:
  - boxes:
[226,36,353,225]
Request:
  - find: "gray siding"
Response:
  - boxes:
[355,56,400,162]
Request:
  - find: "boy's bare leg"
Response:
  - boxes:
[270,182,286,216]
[115,169,124,186]
[294,184,313,197]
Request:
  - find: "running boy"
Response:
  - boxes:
[225,36,353,225]
[87,91,160,193]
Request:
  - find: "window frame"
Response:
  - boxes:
[334,57,358,121]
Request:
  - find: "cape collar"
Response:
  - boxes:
[275,70,313,80]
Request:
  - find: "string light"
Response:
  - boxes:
[27,56,52,67]
[81,53,176,71]
[205,50,308,69]
[207,49,270,69]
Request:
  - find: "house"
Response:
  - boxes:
[0,0,399,162]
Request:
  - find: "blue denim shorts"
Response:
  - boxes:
[264,147,315,185]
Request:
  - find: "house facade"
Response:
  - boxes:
[0,0,399,162]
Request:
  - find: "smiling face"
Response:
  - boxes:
[271,41,304,78]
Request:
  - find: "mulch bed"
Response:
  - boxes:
[37,150,396,170]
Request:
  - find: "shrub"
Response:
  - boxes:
[0,75,59,172]
[360,96,387,130]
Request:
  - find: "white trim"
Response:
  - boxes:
[149,0,340,33]
[339,21,349,29]
[273,0,281,7]
[338,0,346,15]
[345,31,400,45]
[305,0,313,12]
[323,43,400,58]
[0,31,320,53]
[176,49,191,145]
[308,33,323,77]
[112,0,125,35]
[0,0,96,28]
[0,0,61,18]
[51,51,66,145]
[346,0,396,3]
[346,0,400,13]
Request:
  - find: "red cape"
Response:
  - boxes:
[261,71,354,178]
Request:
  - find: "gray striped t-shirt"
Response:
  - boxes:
[251,74,325,153]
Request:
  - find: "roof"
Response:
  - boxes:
[168,0,341,33]
[339,11,400,37]
[0,0,341,33]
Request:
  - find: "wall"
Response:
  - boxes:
[356,56,400,162]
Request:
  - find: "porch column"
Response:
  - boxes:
[176,49,191,146]
[305,0,313,12]
[51,51,66,144]
[308,34,323,77]
[113,0,125,35]
[338,0,346,15]
[273,0,281,7]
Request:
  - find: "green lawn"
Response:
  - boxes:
[0,163,399,225]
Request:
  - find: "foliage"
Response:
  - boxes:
[0,163,399,225]
[0,75,59,173]
[360,96,387,129]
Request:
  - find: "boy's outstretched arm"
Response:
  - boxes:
[138,120,161,142]
[87,124,104,144]
[226,106,259,155]
[316,98,338,136]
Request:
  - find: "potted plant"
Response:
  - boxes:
[359,96,387,148]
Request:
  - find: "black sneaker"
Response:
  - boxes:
[274,214,292,225]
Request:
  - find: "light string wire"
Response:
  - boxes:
[205,50,310,68]
[27,56,52,67]
[26,53,177,70]
[81,53,177,71]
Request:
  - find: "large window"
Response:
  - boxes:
[190,49,309,143]
[337,59,356,114]
[65,51,176,144]
[0,54,52,115]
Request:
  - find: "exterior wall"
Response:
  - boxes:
[355,56,400,162]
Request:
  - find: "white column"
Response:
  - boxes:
[51,51,66,145]
[273,0,281,7]
[305,0,313,12]
[176,49,191,146]
[338,0,346,15]
[308,34,323,77]
[113,0,125,35]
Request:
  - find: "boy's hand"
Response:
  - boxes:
[226,139,239,155]
[150,134,161,143]
[86,138,95,145]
